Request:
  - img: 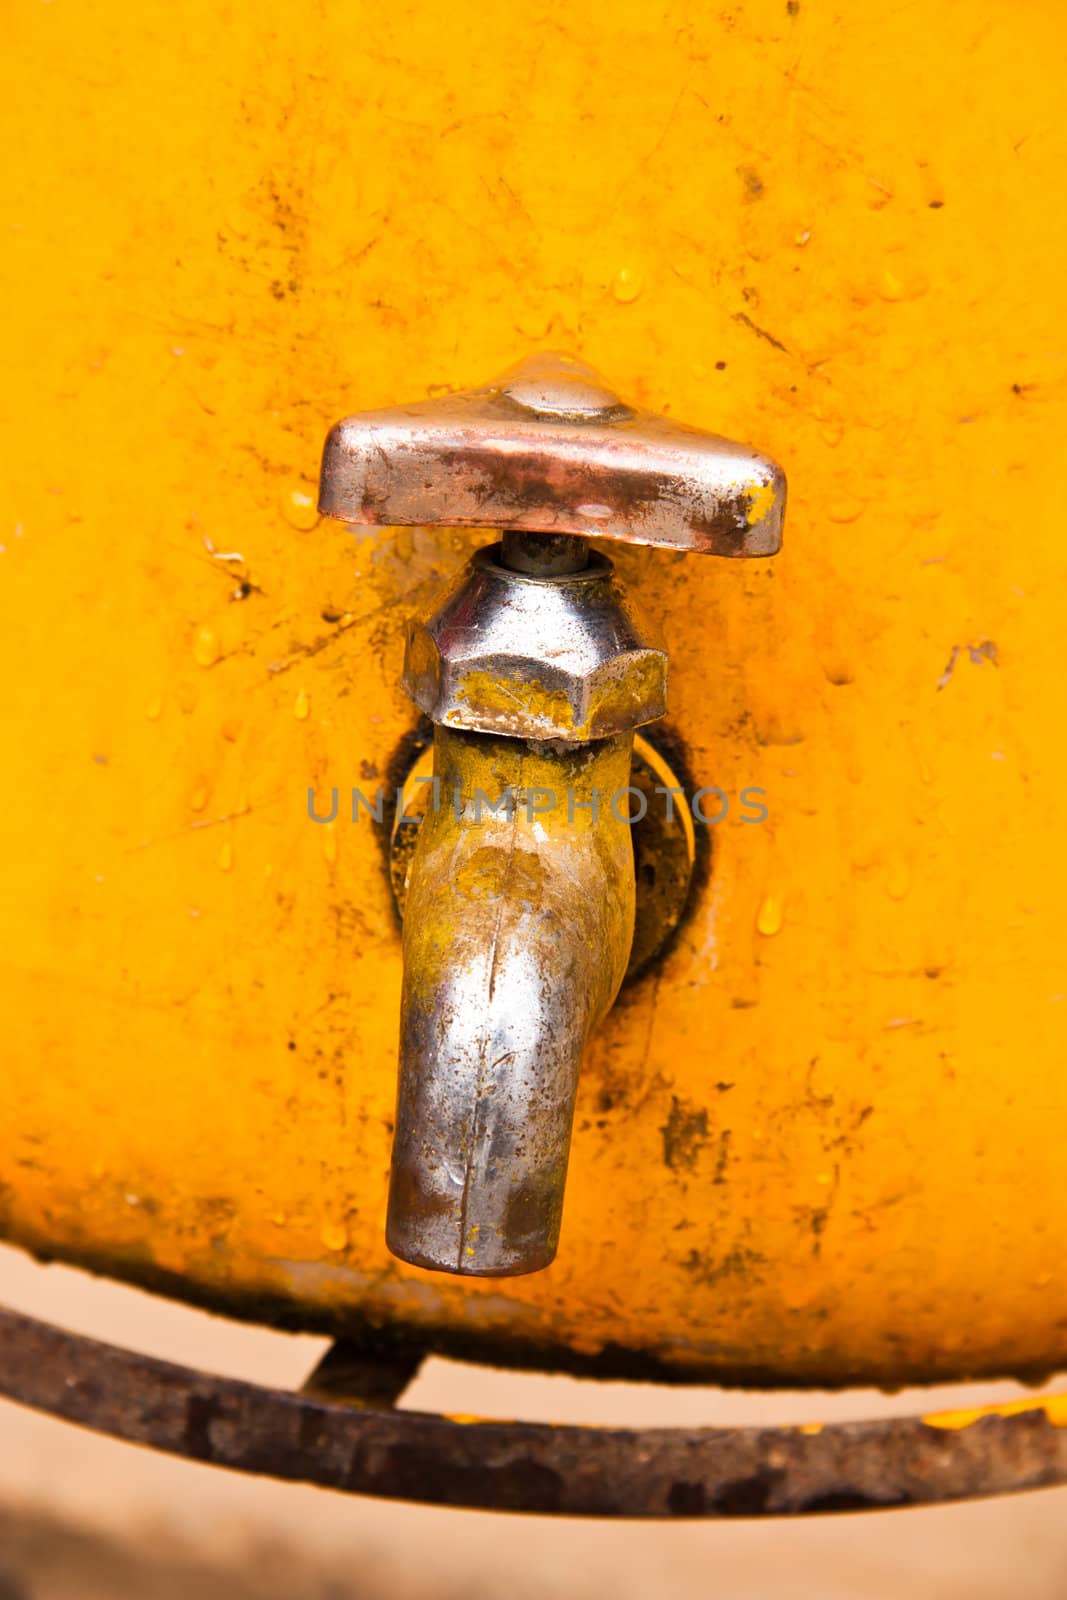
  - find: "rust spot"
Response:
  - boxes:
[454,845,546,910]
[713,1128,732,1184]
[681,1246,766,1287]
[668,1480,706,1515]
[737,164,764,201]
[660,1096,709,1172]
[714,1472,782,1514]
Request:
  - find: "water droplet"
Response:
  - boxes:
[190,782,210,812]
[880,269,906,301]
[794,228,812,247]
[322,825,337,865]
[294,687,310,720]
[613,266,644,303]
[756,894,783,936]
[271,1211,287,1227]
[145,695,162,720]
[218,840,233,872]
[193,626,218,667]
[282,484,319,531]
[320,1221,347,1252]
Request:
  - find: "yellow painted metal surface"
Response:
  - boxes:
[1,0,1065,1386]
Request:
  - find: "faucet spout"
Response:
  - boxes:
[387,726,636,1276]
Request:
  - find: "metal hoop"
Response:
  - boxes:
[2,1306,1065,1517]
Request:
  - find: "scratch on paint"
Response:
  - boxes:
[732,311,789,354]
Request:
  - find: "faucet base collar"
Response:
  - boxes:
[402,544,668,743]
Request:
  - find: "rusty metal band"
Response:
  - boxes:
[2,1306,1067,1516]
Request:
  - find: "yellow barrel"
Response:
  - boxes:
[1,0,1064,1387]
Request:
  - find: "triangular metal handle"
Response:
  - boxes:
[319,353,785,557]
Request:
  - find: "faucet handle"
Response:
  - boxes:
[319,352,785,558]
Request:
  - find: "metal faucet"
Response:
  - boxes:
[319,354,785,1277]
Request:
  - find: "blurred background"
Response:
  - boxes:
[1,1242,1065,1600]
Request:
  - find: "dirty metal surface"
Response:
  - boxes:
[388,728,637,1276]
[402,545,669,742]
[2,1306,1067,1518]
[390,730,699,983]
[320,354,785,557]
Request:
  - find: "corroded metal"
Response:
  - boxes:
[321,354,787,1282]
[388,727,637,1275]
[318,353,786,556]
[301,1337,425,1409]
[402,546,667,742]
[500,528,590,575]
[2,1305,1067,1517]
[390,731,699,984]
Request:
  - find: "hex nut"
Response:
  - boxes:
[401,547,668,742]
